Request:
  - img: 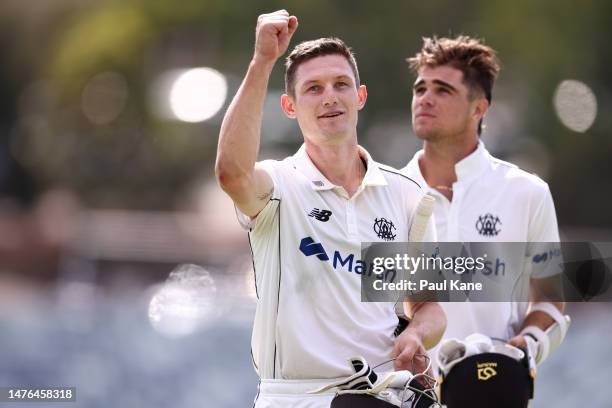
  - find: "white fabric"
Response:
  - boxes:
[240,144,436,380]
[436,333,526,376]
[529,302,569,332]
[520,302,571,364]
[521,325,550,364]
[254,376,414,408]
[254,378,338,408]
[401,141,562,368]
[306,356,432,407]
[307,356,412,394]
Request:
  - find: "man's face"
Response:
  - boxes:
[411,65,483,142]
[282,54,366,141]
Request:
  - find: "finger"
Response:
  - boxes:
[261,10,289,19]
[288,16,299,35]
[259,15,289,24]
[256,16,283,32]
[394,355,411,371]
[262,19,290,35]
[412,354,430,375]
[508,335,527,348]
[394,348,415,371]
[391,341,400,358]
[262,16,289,25]
[279,21,289,37]
[265,17,290,27]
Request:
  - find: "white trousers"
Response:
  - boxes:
[253,378,340,408]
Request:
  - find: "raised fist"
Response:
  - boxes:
[254,10,298,63]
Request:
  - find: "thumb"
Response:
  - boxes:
[288,16,298,36]
[508,335,526,349]
[278,22,289,38]
[391,339,401,358]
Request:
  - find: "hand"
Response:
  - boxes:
[508,334,527,349]
[254,10,299,64]
[392,330,430,376]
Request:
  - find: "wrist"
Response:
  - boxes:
[250,55,277,72]
[402,326,424,344]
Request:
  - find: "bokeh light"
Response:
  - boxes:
[168,68,227,123]
[81,71,129,125]
[148,264,219,338]
[553,79,597,133]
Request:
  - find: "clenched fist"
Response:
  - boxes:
[254,10,298,64]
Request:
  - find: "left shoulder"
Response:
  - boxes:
[488,156,550,193]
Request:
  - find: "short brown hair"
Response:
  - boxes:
[408,36,500,134]
[285,37,360,97]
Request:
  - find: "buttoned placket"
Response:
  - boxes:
[337,184,366,241]
[446,183,462,241]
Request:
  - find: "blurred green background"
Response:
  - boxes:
[1,1,611,407]
[2,0,610,220]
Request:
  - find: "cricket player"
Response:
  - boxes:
[401,36,568,406]
[215,10,446,408]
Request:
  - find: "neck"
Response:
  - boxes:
[304,138,365,197]
[418,134,479,200]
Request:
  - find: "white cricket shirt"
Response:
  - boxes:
[402,141,561,342]
[238,144,435,380]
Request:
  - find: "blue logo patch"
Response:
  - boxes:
[299,237,329,261]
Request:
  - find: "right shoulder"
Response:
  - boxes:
[256,155,296,179]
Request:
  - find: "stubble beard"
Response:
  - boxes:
[414,118,472,147]
[413,126,444,144]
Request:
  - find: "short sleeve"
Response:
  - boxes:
[235,160,283,231]
[526,183,562,279]
[527,183,560,243]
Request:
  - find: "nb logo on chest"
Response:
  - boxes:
[308,208,332,222]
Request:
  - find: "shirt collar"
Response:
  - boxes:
[404,150,427,188]
[406,140,490,185]
[454,140,490,181]
[291,144,388,191]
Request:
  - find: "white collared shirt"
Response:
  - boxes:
[238,144,435,379]
[402,141,560,342]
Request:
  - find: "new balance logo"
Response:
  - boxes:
[299,237,329,261]
[308,208,332,222]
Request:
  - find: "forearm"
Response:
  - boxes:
[519,301,565,332]
[524,276,565,331]
[403,301,446,350]
[216,58,275,188]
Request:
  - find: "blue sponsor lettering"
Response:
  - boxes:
[300,237,393,280]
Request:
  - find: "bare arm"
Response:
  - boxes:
[215,10,298,217]
[509,276,565,348]
[392,300,446,372]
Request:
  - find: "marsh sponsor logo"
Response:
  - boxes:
[532,248,562,264]
[299,237,329,261]
[298,237,395,280]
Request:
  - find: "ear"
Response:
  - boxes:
[357,84,368,111]
[281,93,297,119]
[473,97,489,122]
